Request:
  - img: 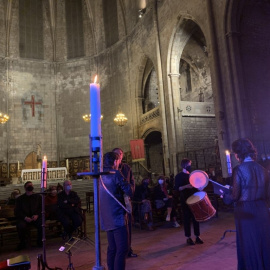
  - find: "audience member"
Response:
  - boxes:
[57,180,82,239]
[154,175,180,228]
[174,158,203,245]
[57,183,63,193]
[100,151,132,270]
[133,178,154,231]
[7,189,21,205]
[45,185,58,220]
[112,148,137,258]
[14,181,42,250]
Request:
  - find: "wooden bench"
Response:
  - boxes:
[0,205,88,246]
[0,177,12,186]
[85,192,94,213]
[0,205,17,246]
[0,224,17,246]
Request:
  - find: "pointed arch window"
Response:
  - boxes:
[66,0,84,59]
[19,0,44,59]
[102,0,119,47]
[180,59,192,92]
[143,68,159,113]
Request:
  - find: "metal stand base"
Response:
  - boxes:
[220,229,236,240]
[37,254,62,270]
[66,251,75,270]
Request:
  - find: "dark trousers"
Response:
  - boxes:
[107,225,128,270]
[182,203,200,237]
[58,208,82,235]
[17,218,42,245]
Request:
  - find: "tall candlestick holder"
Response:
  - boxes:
[37,167,62,270]
[78,136,112,270]
[77,75,109,269]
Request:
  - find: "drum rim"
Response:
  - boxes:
[189,170,209,189]
[186,191,206,205]
[186,191,217,222]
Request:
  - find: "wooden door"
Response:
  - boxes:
[24,152,38,169]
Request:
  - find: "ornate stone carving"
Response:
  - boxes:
[140,107,160,125]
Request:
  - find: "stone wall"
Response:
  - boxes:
[0,0,269,178]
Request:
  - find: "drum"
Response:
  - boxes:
[186,191,216,222]
[189,170,209,190]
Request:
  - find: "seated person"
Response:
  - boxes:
[57,180,82,238]
[57,183,63,193]
[45,185,58,220]
[14,181,42,250]
[133,178,154,231]
[7,189,21,205]
[154,175,180,228]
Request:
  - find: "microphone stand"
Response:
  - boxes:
[37,167,62,270]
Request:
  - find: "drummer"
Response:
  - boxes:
[174,158,204,245]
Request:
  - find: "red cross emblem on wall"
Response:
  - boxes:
[24,95,42,117]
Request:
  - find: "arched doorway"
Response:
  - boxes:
[24,151,38,169]
[167,17,218,173]
[144,131,164,180]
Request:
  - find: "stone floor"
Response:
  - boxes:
[0,207,237,270]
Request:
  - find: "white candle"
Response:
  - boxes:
[41,156,47,189]
[225,150,232,175]
[66,159,69,170]
[90,75,102,149]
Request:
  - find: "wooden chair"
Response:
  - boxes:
[78,207,87,238]
[0,200,7,206]
[0,205,17,246]
[131,201,143,230]
[172,190,183,224]
[85,192,94,213]
[149,188,166,222]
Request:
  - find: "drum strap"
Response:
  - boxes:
[100,175,131,214]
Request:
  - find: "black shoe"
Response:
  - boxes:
[195,236,204,244]
[128,251,138,258]
[186,238,195,245]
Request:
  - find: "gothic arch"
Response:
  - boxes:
[136,55,158,116]
[167,14,216,174]
[144,130,164,177]
[141,127,162,140]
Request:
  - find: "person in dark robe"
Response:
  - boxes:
[223,138,270,270]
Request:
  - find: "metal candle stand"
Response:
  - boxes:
[37,167,62,270]
[77,136,112,270]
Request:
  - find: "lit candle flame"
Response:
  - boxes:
[94,75,98,84]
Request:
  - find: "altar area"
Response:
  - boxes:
[21,167,67,183]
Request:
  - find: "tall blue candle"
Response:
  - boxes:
[90,75,102,149]
[41,156,47,189]
[226,150,232,176]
